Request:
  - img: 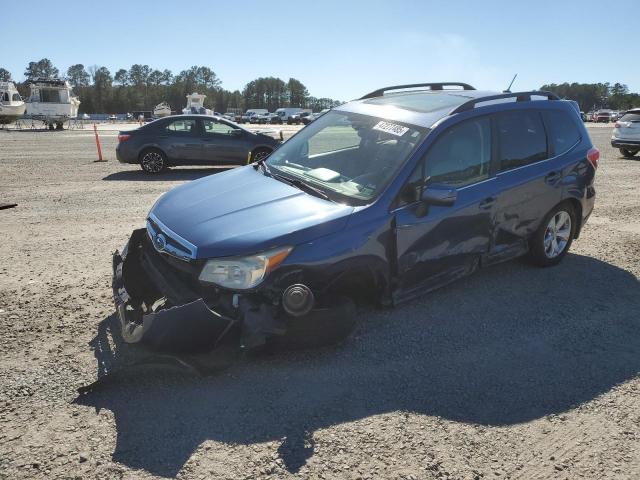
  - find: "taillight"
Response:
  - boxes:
[118,134,131,143]
[587,147,600,169]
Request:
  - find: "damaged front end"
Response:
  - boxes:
[112,229,355,354]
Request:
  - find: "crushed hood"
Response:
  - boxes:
[150,166,354,258]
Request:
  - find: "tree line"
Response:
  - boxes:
[0,58,343,114]
[540,82,639,112]
[3,60,638,114]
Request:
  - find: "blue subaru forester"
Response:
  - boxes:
[112,82,598,352]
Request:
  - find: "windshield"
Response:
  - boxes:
[266,110,426,203]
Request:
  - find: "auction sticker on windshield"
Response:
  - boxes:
[373,121,409,137]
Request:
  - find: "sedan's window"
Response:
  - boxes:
[166,119,196,134]
[544,110,581,155]
[497,111,547,171]
[203,120,239,135]
[422,117,491,187]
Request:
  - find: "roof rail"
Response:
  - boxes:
[360,82,476,100]
[449,90,560,115]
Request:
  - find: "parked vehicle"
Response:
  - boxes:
[239,109,268,123]
[302,109,330,125]
[112,82,598,354]
[594,110,612,123]
[182,93,213,116]
[611,109,640,158]
[116,115,280,173]
[254,112,283,124]
[288,110,313,125]
[275,107,304,124]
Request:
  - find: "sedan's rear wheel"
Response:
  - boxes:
[140,149,166,174]
[620,148,638,158]
[528,203,576,267]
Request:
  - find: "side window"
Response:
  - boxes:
[497,111,547,171]
[423,117,491,187]
[544,109,581,155]
[203,120,239,135]
[166,119,196,134]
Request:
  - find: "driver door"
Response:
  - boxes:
[201,119,248,164]
[393,116,496,302]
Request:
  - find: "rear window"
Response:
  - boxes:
[497,111,548,171]
[620,112,640,122]
[544,110,581,155]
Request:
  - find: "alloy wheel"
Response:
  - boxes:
[141,151,164,173]
[543,210,572,258]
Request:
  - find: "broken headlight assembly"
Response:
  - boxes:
[198,246,293,290]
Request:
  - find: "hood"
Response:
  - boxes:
[150,166,354,259]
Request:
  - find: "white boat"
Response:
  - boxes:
[25,78,80,129]
[182,92,212,115]
[0,81,26,124]
[154,101,172,118]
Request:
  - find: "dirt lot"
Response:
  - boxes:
[0,123,638,480]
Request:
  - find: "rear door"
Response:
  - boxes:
[159,118,200,163]
[487,109,561,263]
[394,116,496,300]
[201,119,249,164]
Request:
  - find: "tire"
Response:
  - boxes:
[620,148,638,158]
[528,203,576,267]
[139,149,167,174]
[249,147,272,163]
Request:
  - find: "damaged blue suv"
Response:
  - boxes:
[112,82,599,352]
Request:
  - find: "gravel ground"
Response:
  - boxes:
[0,124,638,480]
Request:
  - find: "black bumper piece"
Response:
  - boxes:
[112,229,235,352]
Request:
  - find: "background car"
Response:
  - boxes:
[594,110,612,123]
[302,108,330,125]
[612,109,640,158]
[116,115,280,173]
[239,109,268,123]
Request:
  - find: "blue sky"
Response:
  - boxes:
[4,0,638,100]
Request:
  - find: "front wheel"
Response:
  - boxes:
[528,203,576,267]
[140,149,167,174]
[620,148,638,158]
[250,147,272,163]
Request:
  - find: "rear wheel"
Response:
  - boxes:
[528,203,576,267]
[140,149,167,173]
[250,147,272,163]
[620,148,638,158]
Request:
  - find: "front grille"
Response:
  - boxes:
[146,213,198,262]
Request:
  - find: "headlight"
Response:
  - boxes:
[198,246,293,290]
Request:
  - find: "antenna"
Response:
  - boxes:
[504,74,518,93]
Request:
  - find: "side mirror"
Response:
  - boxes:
[421,185,457,206]
[229,129,243,136]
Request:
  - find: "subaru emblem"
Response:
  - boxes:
[154,233,167,251]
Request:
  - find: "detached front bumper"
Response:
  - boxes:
[112,229,237,352]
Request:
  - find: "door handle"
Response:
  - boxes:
[545,171,561,184]
[479,196,496,210]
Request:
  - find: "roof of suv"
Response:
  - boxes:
[335,84,561,128]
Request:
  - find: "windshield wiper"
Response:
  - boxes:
[253,157,271,176]
[271,172,331,201]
